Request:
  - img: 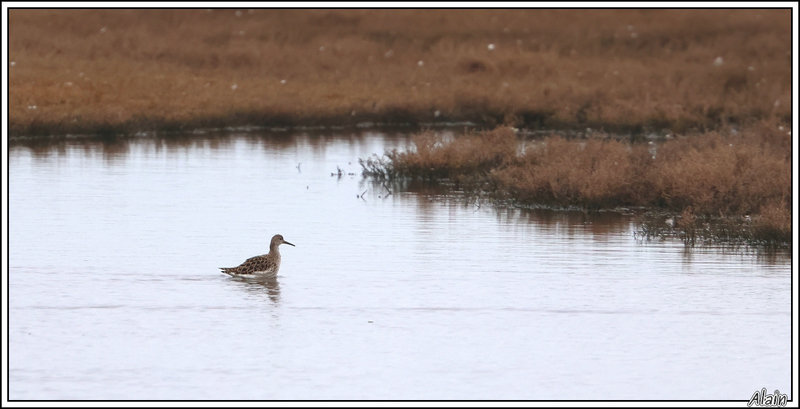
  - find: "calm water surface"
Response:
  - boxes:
[9,131,792,400]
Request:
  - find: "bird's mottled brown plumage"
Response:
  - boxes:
[220,234,294,277]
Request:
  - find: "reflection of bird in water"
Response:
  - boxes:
[220,234,295,277]
[238,274,282,304]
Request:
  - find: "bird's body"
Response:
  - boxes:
[220,253,281,276]
[220,234,294,277]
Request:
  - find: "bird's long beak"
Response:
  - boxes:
[283,240,295,247]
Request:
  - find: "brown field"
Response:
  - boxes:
[9,9,791,136]
[362,123,791,246]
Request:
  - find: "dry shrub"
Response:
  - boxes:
[389,127,517,180]
[378,125,788,217]
[494,137,652,208]
[752,200,791,244]
[653,130,790,216]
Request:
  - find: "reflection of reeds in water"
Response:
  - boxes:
[10,128,388,164]
[635,209,788,248]
[363,173,636,237]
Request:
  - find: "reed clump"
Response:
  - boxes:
[751,200,792,246]
[395,127,517,180]
[364,123,791,246]
[361,127,517,189]
[651,129,791,217]
[493,136,654,209]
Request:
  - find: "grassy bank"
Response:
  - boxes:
[361,124,791,247]
[9,9,791,137]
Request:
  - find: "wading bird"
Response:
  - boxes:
[220,234,295,277]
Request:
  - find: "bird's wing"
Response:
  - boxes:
[225,254,270,274]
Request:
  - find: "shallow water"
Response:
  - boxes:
[8,131,792,401]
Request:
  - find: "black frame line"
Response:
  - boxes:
[4,4,796,405]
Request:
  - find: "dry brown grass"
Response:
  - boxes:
[494,136,654,208]
[650,124,791,216]
[365,123,791,246]
[752,200,792,245]
[9,9,791,136]
[388,127,517,180]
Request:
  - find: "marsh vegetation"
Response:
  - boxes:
[361,124,791,247]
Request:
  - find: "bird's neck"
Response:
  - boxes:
[269,244,281,255]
